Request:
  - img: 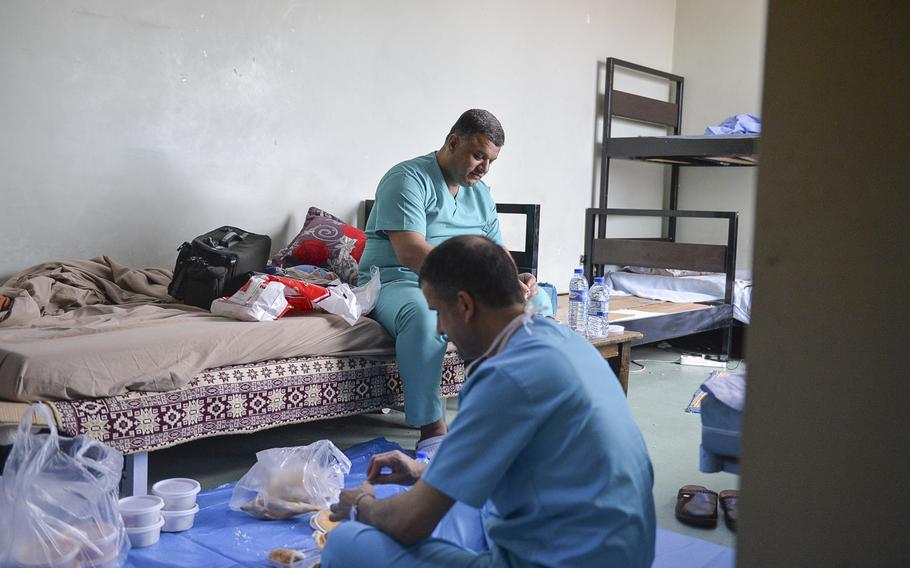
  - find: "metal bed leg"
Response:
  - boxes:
[721,323,733,362]
[121,451,149,497]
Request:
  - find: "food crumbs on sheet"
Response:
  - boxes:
[233,528,252,543]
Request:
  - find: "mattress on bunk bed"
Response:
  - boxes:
[0,350,465,454]
[606,295,713,322]
[608,271,752,323]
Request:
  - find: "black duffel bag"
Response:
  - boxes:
[168,226,271,309]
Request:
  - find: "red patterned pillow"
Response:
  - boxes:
[271,207,366,284]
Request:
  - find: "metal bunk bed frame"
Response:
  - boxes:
[589,58,758,359]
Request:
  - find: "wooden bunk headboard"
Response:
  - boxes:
[604,57,684,133]
[583,208,739,304]
[362,200,541,276]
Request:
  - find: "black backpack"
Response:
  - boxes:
[168,226,271,309]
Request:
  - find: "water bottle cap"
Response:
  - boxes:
[574,268,584,273]
[594,276,605,283]
[416,450,429,462]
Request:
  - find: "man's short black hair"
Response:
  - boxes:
[448,109,505,147]
[420,236,524,307]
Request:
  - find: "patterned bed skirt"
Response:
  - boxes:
[50,352,465,455]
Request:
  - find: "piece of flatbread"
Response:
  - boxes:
[241,494,320,520]
[268,548,307,568]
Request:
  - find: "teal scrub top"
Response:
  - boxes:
[358,152,503,284]
[422,316,657,568]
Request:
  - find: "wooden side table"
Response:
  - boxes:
[554,295,644,395]
[588,330,644,394]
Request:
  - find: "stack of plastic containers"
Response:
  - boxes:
[118,495,165,548]
[153,477,202,533]
[117,477,201,548]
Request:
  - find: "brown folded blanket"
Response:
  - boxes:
[0,256,176,327]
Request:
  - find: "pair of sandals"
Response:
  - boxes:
[675,485,738,531]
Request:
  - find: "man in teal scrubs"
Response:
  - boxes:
[327,237,656,567]
[358,110,537,456]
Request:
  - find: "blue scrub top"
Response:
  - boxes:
[358,152,503,284]
[423,316,656,568]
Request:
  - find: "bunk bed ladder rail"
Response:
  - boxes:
[599,58,685,239]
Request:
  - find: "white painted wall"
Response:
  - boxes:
[0,0,678,287]
[672,0,767,271]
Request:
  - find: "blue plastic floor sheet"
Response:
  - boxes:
[126,438,406,568]
[126,437,734,568]
[652,529,736,568]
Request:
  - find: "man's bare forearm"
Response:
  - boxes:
[356,482,452,546]
[397,243,433,274]
[388,231,434,274]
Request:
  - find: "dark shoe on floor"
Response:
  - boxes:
[719,490,739,532]
[675,485,718,528]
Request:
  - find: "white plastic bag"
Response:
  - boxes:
[229,440,351,520]
[0,403,130,568]
[211,275,290,322]
[350,265,381,317]
[316,265,382,325]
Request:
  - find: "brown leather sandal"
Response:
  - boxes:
[675,485,718,528]
[719,490,739,532]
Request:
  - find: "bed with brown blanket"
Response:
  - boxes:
[0,257,465,494]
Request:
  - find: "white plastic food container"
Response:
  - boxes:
[118,495,165,528]
[125,516,165,548]
[152,477,201,511]
[161,503,200,532]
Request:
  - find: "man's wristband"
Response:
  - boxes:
[350,492,374,521]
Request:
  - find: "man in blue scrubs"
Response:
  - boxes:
[358,110,537,457]
[327,236,656,568]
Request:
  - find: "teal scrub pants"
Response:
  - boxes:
[371,278,448,427]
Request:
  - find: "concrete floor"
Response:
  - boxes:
[145,344,740,549]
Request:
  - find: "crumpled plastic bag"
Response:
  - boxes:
[0,403,130,568]
[249,265,382,326]
[211,275,291,322]
[229,440,351,521]
[316,265,382,325]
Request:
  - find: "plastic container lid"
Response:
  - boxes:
[160,503,200,518]
[161,503,200,532]
[415,450,429,462]
[152,478,201,499]
[594,276,605,283]
[125,516,165,548]
[574,268,584,273]
[118,495,165,515]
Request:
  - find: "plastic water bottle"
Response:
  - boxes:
[586,276,610,339]
[568,268,588,335]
